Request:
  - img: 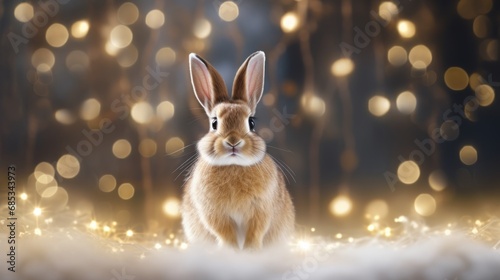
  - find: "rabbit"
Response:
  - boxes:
[181,51,295,250]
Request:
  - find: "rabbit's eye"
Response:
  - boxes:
[211,118,218,130]
[248,117,255,131]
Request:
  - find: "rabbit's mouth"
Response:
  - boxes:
[229,147,239,156]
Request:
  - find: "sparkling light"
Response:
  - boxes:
[157,101,175,121]
[110,25,133,48]
[80,98,101,121]
[46,23,69,48]
[139,139,157,158]
[444,67,469,91]
[71,20,89,39]
[219,1,239,22]
[368,95,390,117]
[475,84,495,106]
[155,47,176,67]
[89,220,99,230]
[331,58,354,77]
[145,10,165,29]
[20,193,28,200]
[397,20,416,38]
[396,91,417,114]
[117,2,139,25]
[329,195,353,217]
[33,207,42,216]
[131,102,155,124]
[99,174,117,193]
[459,145,478,165]
[193,18,212,39]
[408,45,432,69]
[165,137,185,155]
[163,197,181,218]
[280,12,300,33]
[428,170,447,191]
[397,160,420,184]
[414,193,437,216]
[387,46,407,66]
[56,154,80,179]
[14,3,34,22]
[112,139,132,159]
[126,229,134,237]
[297,240,311,251]
[34,228,42,236]
[118,183,135,200]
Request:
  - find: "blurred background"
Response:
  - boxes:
[0,0,499,240]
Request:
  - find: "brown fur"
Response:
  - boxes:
[183,52,295,249]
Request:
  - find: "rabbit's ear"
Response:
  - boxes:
[189,53,228,115]
[232,51,265,114]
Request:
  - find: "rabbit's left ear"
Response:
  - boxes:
[232,51,265,113]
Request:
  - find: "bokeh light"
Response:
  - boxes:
[331,58,354,77]
[46,23,69,48]
[80,98,101,121]
[280,11,300,33]
[457,0,492,20]
[428,170,447,191]
[368,95,390,117]
[112,139,132,159]
[414,193,437,216]
[99,174,117,193]
[145,10,165,29]
[219,1,239,22]
[163,197,181,218]
[155,47,176,67]
[157,101,175,121]
[365,199,389,219]
[378,2,399,22]
[139,139,157,158]
[33,207,42,216]
[193,18,212,39]
[117,2,139,25]
[116,44,138,68]
[301,94,326,117]
[473,15,490,38]
[329,195,353,217]
[444,67,469,91]
[131,102,155,124]
[408,45,432,69]
[110,25,133,48]
[14,3,34,22]
[32,48,56,71]
[56,154,80,179]
[118,183,135,200]
[459,145,477,165]
[387,46,407,67]
[474,84,495,106]
[396,91,417,114]
[55,109,77,125]
[66,50,90,72]
[165,137,185,155]
[34,162,55,184]
[71,20,90,39]
[397,20,416,38]
[439,120,460,141]
[397,160,420,184]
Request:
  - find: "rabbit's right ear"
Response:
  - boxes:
[189,53,228,115]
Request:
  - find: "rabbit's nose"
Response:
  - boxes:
[224,136,242,147]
